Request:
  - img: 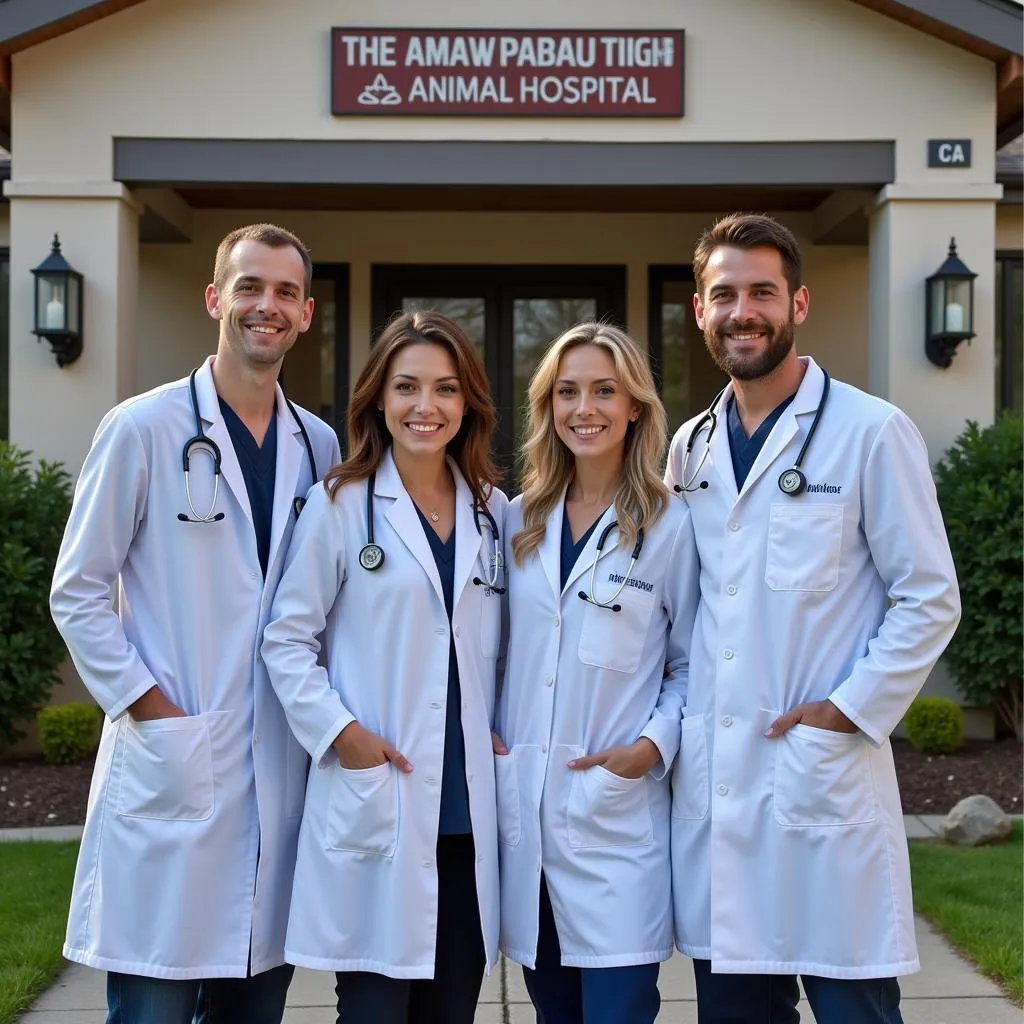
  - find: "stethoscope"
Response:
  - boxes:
[358,472,505,594]
[178,368,318,524]
[577,521,645,614]
[675,371,831,497]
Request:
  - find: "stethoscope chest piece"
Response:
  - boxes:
[359,543,385,572]
[777,468,806,496]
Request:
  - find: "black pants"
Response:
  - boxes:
[692,960,903,1024]
[335,834,485,1024]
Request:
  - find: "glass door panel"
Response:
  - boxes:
[400,297,486,362]
[649,267,727,439]
[512,297,596,453]
[371,266,625,488]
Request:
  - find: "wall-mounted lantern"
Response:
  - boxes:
[925,237,976,369]
[31,234,83,368]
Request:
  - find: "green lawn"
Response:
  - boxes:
[0,841,78,1024]
[910,820,1024,1003]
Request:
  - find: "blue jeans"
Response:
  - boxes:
[521,879,661,1024]
[105,965,294,1024]
[692,959,903,1023]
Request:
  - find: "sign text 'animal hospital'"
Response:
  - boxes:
[331,29,685,117]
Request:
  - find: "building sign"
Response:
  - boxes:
[331,29,685,117]
[927,139,972,168]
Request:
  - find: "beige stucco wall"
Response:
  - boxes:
[997,203,1023,250]
[9,0,995,185]
[135,209,868,426]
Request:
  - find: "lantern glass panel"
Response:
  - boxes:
[929,278,948,336]
[37,274,68,332]
[945,278,972,332]
[66,275,82,334]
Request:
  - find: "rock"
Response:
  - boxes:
[940,794,1013,846]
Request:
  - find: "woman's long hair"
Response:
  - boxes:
[324,311,499,508]
[512,321,668,566]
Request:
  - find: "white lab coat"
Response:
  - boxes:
[496,493,699,969]
[261,449,506,979]
[50,356,340,980]
[665,357,960,979]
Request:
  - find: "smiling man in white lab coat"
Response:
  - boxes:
[665,213,961,1024]
[50,224,340,1024]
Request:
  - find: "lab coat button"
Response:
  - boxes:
[553,615,560,627]
[454,626,461,638]
[544,675,554,686]
[723,649,734,660]
[541,744,548,754]
[426,776,438,785]
[430,701,443,709]
[253,733,262,745]
[717,784,729,796]
[423,860,433,869]
[434,626,446,636]
[726,585,737,596]
[249,571,258,580]
[721,716,733,727]
[729,522,739,532]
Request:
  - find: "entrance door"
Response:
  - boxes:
[372,265,626,481]
[282,263,350,453]
[648,265,727,433]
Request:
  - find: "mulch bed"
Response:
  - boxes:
[0,739,1021,829]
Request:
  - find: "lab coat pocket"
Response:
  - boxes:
[774,724,876,827]
[567,764,654,849]
[671,715,709,820]
[765,504,843,592]
[494,750,522,847]
[578,585,657,674]
[118,713,216,821]
[325,761,399,857]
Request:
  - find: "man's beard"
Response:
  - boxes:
[704,311,795,382]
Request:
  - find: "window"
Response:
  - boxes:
[996,253,1023,415]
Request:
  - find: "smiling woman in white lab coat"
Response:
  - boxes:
[261,311,506,1024]
[494,322,699,1024]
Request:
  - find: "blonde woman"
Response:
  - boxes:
[494,322,699,1024]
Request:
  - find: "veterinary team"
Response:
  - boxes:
[51,213,960,1024]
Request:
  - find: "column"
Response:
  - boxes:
[5,182,141,472]
[868,183,1001,462]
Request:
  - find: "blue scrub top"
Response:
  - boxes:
[560,506,604,590]
[726,393,795,491]
[219,397,277,577]
[416,508,472,836]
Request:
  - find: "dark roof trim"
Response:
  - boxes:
[853,0,1023,57]
[0,0,147,53]
[0,0,109,42]
[0,0,1020,58]
[113,138,896,190]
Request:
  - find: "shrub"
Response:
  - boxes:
[904,696,964,755]
[0,443,73,746]
[935,415,1023,740]
[36,702,101,764]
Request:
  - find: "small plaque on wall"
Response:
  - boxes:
[927,139,972,168]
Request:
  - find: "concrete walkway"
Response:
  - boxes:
[18,918,1021,1023]
[11,816,1023,1022]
